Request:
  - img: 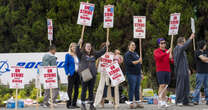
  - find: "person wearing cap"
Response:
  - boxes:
[154,38,173,107]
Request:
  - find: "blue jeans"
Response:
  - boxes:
[192,73,208,102]
[127,73,141,102]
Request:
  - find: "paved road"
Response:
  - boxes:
[2,103,208,110]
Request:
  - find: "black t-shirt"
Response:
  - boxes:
[195,50,208,73]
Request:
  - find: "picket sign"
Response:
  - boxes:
[105,62,125,87]
[104,5,114,28]
[10,66,25,110]
[168,13,181,49]
[77,2,95,26]
[98,53,114,73]
[133,16,146,57]
[77,2,95,47]
[40,66,58,110]
[103,5,114,51]
[47,19,53,46]
[191,17,196,50]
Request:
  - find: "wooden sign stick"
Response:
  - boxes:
[80,25,85,48]
[50,88,53,110]
[15,88,18,110]
[193,37,196,51]
[106,28,110,52]
[139,38,142,58]
[170,35,174,49]
[49,40,52,46]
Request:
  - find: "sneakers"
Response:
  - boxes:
[162,102,169,108]
[183,103,194,106]
[43,104,49,108]
[43,103,50,108]
[177,103,183,107]
[193,101,199,105]
[67,106,75,109]
[159,101,169,108]
[90,104,96,110]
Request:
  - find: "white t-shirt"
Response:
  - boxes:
[73,56,79,72]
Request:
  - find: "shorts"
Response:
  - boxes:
[156,71,171,84]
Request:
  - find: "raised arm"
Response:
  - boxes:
[76,38,83,59]
[181,33,195,51]
[95,46,106,59]
[76,45,82,59]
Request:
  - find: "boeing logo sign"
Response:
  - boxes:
[0,52,68,85]
[16,61,65,69]
[0,61,64,75]
[0,61,10,74]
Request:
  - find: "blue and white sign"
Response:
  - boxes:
[0,52,67,85]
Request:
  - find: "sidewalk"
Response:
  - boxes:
[2,103,208,110]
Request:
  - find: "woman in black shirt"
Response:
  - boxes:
[124,41,144,109]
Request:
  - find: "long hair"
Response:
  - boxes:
[68,42,77,55]
[81,42,95,56]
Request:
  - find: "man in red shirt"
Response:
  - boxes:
[154,38,173,107]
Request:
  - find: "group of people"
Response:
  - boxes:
[41,32,208,110]
[154,33,208,107]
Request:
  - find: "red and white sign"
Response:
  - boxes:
[106,62,125,87]
[104,5,114,28]
[10,66,25,89]
[168,13,181,35]
[98,53,114,73]
[47,19,53,40]
[133,16,146,39]
[40,66,58,89]
[77,2,95,26]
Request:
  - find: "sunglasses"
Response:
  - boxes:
[160,42,166,45]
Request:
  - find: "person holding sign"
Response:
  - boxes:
[124,41,144,109]
[64,43,80,109]
[192,41,208,105]
[173,33,195,106]
[96,49,123,109]
[42,45,59,108]
[76,39,109,110]
[94,43,114,108]
[154,38,173,107]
